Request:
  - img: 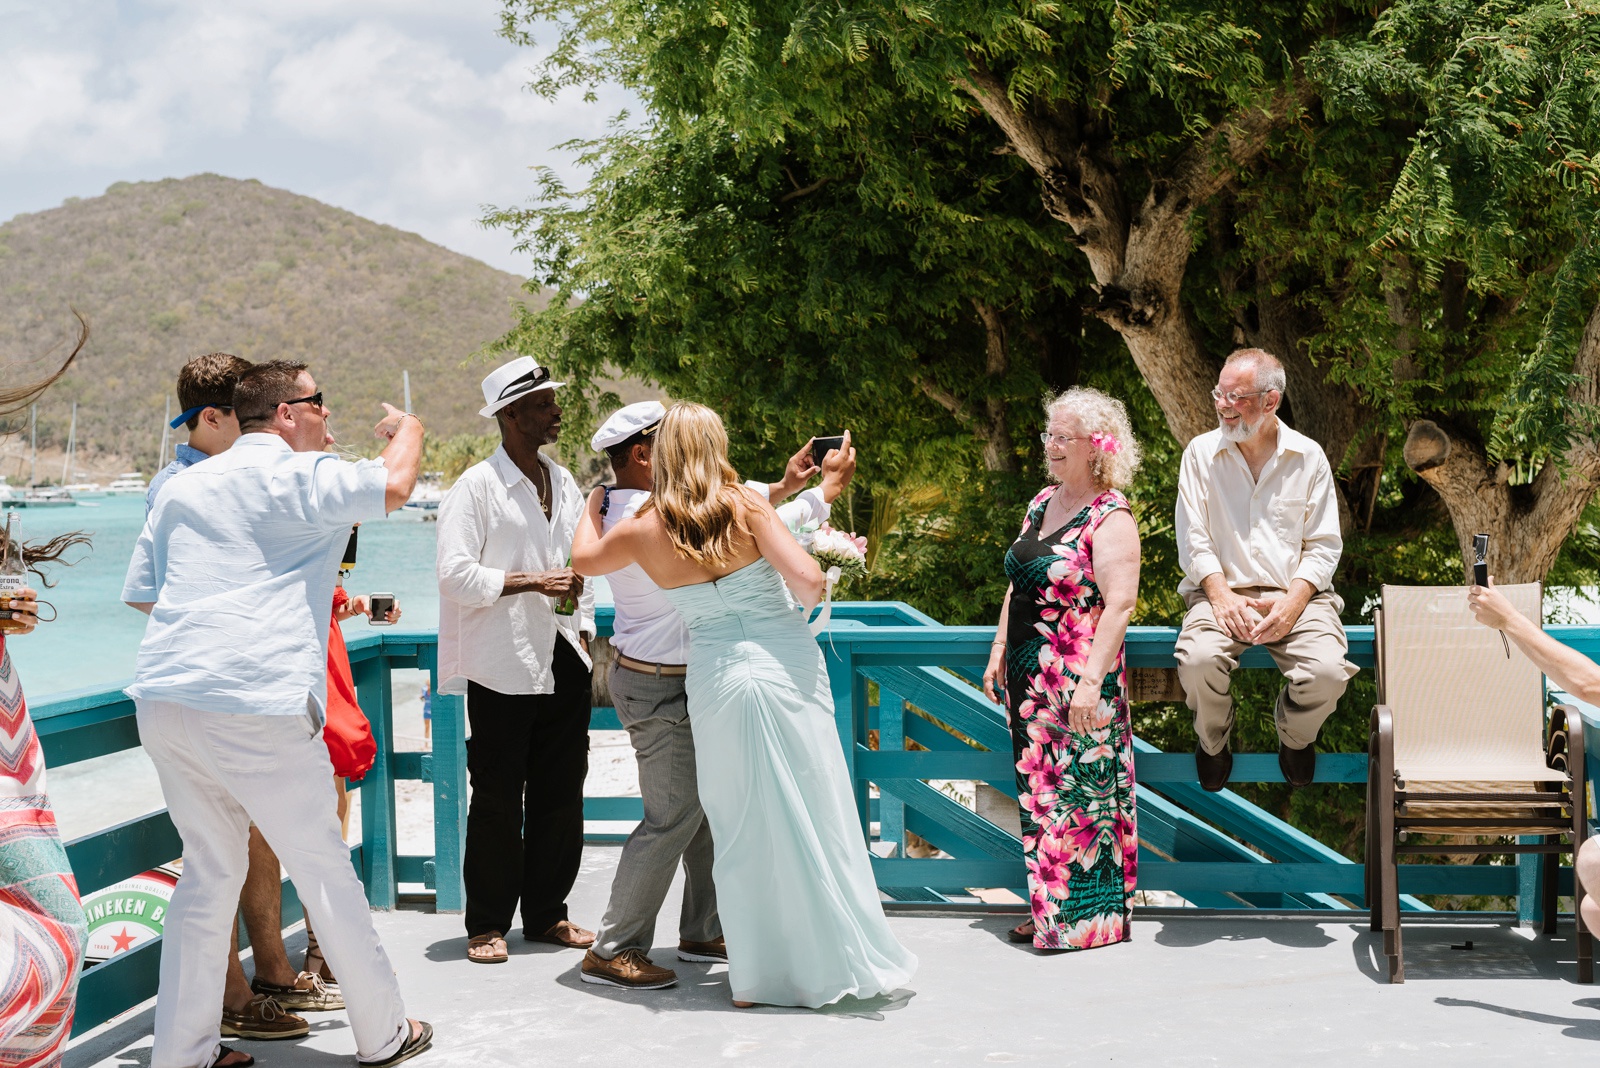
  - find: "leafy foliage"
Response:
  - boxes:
[492,0,1600,864]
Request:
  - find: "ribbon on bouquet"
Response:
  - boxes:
[808,565,843,638]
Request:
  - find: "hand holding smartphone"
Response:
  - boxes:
[368,592,396,626]
[812,434,846,471]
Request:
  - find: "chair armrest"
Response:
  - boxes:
[1371,704,1395,786]
[1555,704,1590,825]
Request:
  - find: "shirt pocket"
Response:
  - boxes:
[1274,497,1308,545]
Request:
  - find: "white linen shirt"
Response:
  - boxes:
[435,446,595,696]
[122,433,389,718]
[604,484,829,665]
[1176,422,1342,597]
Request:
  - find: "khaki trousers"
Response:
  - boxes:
[1174,587,1358,756]
[593,661,720,958]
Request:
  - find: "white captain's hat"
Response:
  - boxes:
[479,356,563,417]
[591,400,666,451]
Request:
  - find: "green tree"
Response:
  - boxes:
[499,0,1600,585]
[485,74,1157,624]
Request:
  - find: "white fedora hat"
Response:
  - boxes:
[479,356,564,418]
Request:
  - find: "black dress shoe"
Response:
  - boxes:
[1195,745,1233,792]
[1279,741,1316,788]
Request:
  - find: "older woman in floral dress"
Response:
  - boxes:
[982,386,1142,950]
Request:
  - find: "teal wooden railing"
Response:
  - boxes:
[33,603,1600,1034]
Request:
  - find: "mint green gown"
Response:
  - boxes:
[661,559,917,1007]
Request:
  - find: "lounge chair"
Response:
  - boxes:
[1366,582,1591,983]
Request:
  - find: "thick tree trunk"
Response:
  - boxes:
[913,298,1020,473]
[958,60,1308,447]
[1403,302,1600,582]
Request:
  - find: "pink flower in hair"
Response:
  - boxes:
[1090,432,1122,455]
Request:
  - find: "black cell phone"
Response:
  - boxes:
[1472,533,1489,586]
[368,592,395,625]
[812,434,846,470]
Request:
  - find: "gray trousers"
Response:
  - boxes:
[1174,587,1359,755]
[593,662,721,959]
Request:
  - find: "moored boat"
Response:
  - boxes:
[105,472,148,495]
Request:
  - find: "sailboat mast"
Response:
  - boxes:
[29,406,36,486]
[158,397,171,471]
[62,402,76,483]
[403,370,412,414]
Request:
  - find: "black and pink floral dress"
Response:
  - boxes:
[1004,486,1138,950]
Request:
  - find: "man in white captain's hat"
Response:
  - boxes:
[435,356,597,964]
[578,401,857,990]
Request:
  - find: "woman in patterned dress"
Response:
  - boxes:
[1,322,90,1067]
[982,386,1142,951]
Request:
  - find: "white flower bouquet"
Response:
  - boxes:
[786,517,868,581]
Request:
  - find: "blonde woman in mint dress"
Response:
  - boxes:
[573,402,916,1008]
[982,387,1142,951]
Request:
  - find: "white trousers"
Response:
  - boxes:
[137,700,407,1068]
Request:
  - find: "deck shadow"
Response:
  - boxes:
[548,962,915,1020]
[1150,917,1336,949]
[1437,996,1600,1040]
[1348,923,1576,984]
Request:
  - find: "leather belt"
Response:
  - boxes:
[615,653,687,677]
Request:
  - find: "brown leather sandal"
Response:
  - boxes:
[303,921,338,984]
[1007,919,1036,944]
[466,932,509,964]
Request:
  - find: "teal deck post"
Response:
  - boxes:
[1518,838,1542,927]
[353,654,398,909]
[824,634,868,841]
[430,677,468,913]
[877,685,906,859]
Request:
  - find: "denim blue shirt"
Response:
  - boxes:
[123,434,389,717]
[144,442,211,514]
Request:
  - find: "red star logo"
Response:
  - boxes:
[110,927,136,954]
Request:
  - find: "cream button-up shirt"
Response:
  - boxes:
[435,446,595,696]
[1175,422,1342,598]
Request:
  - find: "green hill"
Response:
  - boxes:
[0,174,541,476]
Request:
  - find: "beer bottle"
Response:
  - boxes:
[0,512,28,633]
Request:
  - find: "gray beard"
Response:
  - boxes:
[1218,415,1259,443]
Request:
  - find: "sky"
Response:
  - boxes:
[0,0,631,275]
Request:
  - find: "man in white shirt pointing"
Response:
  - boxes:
[1174,348,1357,792]
[578,401,855,990]
[124,360,430,1068]
[436,357,597,964]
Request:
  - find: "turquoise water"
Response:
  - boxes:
[9,495,444,697]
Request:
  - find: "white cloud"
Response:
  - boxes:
[0,1,631,273]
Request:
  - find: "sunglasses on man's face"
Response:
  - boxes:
[282,391,324,411]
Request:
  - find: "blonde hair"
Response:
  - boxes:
[639,402,750,566]
[1045,386,1143,489]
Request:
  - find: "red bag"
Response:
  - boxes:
[325,588,377,780]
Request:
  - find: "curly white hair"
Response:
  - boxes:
[1044,386,1143,490]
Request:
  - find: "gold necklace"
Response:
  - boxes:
[532,456,552,516]
[1050,482,1099,525]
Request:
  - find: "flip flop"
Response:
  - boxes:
[359,1021,433,1068]
[466,932,508,964]
[212,1046,255,1068]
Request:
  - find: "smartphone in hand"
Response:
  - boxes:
[812,434,846,470]
[368,592,395,626]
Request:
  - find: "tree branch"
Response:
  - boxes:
[778,168,831,203]
[1403,299,1600,581]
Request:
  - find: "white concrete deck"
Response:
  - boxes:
[68,845,1600,1067]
